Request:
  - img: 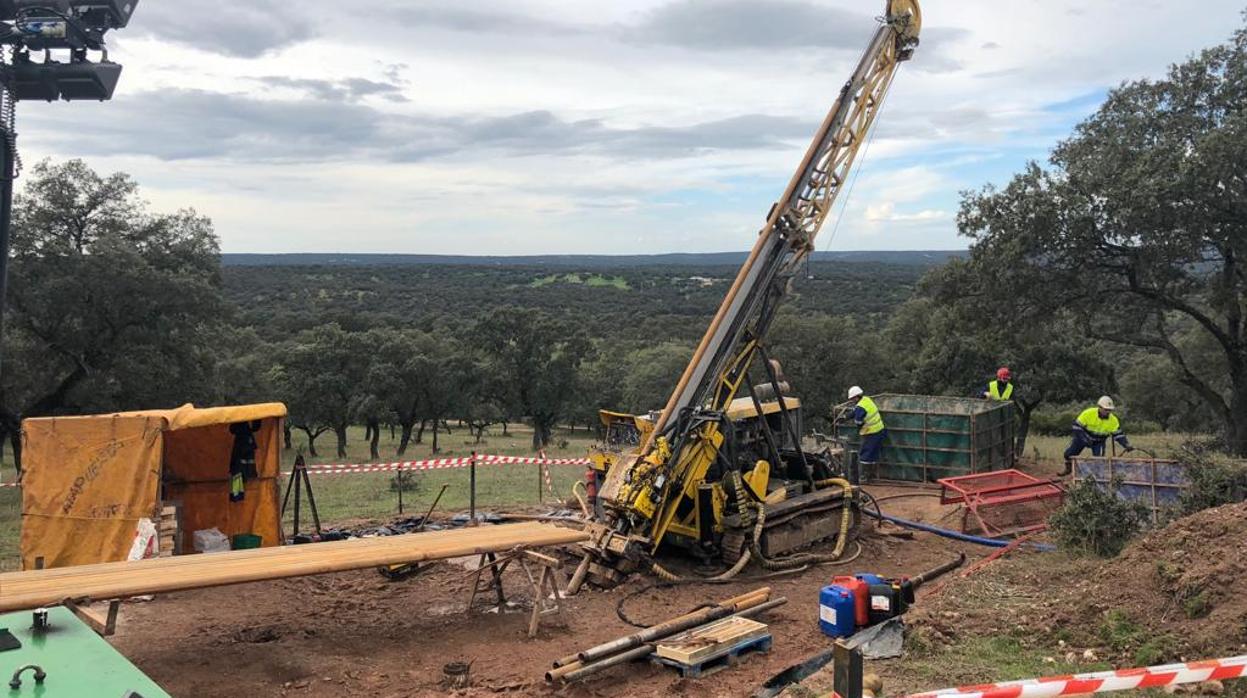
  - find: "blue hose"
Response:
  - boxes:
[863,509,1056,552]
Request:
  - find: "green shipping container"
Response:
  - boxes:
[834,394,1016,483]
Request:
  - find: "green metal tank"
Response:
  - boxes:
[835,394,1016,482]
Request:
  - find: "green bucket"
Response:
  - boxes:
[231,533,262,550]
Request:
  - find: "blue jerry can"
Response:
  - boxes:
[818,585,857,638]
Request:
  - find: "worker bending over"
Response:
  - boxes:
[982,366,1014,401]
[1061,395,1133,476]
[848,386,887,473]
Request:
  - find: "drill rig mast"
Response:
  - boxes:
[577,0,921,586]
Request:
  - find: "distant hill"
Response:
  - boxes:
[221,250,966,268]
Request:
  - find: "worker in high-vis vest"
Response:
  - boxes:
[982,366,1014,401]
[848,386,887,469]
[1060,395,1134,476]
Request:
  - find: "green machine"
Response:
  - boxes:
[0,607,169,697]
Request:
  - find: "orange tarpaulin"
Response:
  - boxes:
[20,403,286,570]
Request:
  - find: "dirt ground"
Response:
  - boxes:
[107,486,983,698]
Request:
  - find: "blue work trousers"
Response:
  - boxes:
[1063,429,1106,461]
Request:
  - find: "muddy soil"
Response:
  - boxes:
[108,487,973,697]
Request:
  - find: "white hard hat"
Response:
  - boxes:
[848,386,864,399]
[1097,395,1115,410]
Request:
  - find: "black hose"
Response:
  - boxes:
[616,543,862,628]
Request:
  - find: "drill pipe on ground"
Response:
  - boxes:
[909,552,966,589]
[547,596,789,683]
[551,587,770,669]
[577,587,771,664]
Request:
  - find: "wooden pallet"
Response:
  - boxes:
[657,616,770,664]
[652,634,772,679]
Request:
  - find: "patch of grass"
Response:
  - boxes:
[1155,560,1182,586]
[584,274,630,289]
[280,424,596,529]
[1182,591,1211,620]
[527,273,629,290]
[1100,609,1144,652]
[900,636,1104,690]
[1023,432,1204,468]
[0,488,19,572]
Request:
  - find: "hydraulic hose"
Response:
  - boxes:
[732,472,856,570]
[861,508,1055,552]
[571,481,590,519]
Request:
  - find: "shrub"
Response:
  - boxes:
[1179,457,1247,515]
[1050,478,1149,557]
[388,472,422,494]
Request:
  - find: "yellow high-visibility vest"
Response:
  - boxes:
[1076,407,1121,438]
[988,380,1014,401]
[858,396,885,436]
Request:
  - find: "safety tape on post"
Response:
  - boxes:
[905,655,1247,698]
[539,450,557,499]
[0,482,18,488]
[282,454,592,478]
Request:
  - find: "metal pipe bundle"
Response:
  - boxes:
[546,589,787,684]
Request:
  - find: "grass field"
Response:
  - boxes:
[1023,432,1197,469]
[277,423,598,529]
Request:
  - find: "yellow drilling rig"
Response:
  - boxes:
[570,0,922,590]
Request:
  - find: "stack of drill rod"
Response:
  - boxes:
[546,587,786,683]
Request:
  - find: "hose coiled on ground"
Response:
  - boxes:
[730,471,856,570]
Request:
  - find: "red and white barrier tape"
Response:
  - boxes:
[906,655,1247,698]
[284,453,591,478]
[539,450,557,499]
[0,482,17,488]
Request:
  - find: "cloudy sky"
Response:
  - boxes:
[17,1,1246,254]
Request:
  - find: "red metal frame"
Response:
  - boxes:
[937,469,1063,537]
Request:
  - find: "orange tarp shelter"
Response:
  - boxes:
[20,403,287,570]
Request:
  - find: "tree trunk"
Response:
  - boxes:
[431,419,441,454]
[441,419,453,435]
[364,422,374,445]
[502,421,509,436]
[531,417,552,450]
[389,423,396,441]
[283,424,292,451]
[1228,376,1247,457]
[298,426,319,458]
[415,419,426,444]
[397,421,415,456]
[1015,400,1038,459]
[8,427,19,477]
[368,418,380,460]
[334,425,348,459]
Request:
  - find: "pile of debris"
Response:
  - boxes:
[909,501,1247,665]
[1061,500,1247,657]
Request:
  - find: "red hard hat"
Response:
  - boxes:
[997,366,1012,381]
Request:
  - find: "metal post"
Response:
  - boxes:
[470,450,477,524]
[832,640,863,698]
[397,468,404,514]
[292,456,302,536]
[538,462,543,503]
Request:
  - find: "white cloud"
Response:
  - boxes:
[14,0,1246,253]
[863,203,948,224]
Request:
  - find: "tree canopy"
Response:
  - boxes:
[951,23,1247,454]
